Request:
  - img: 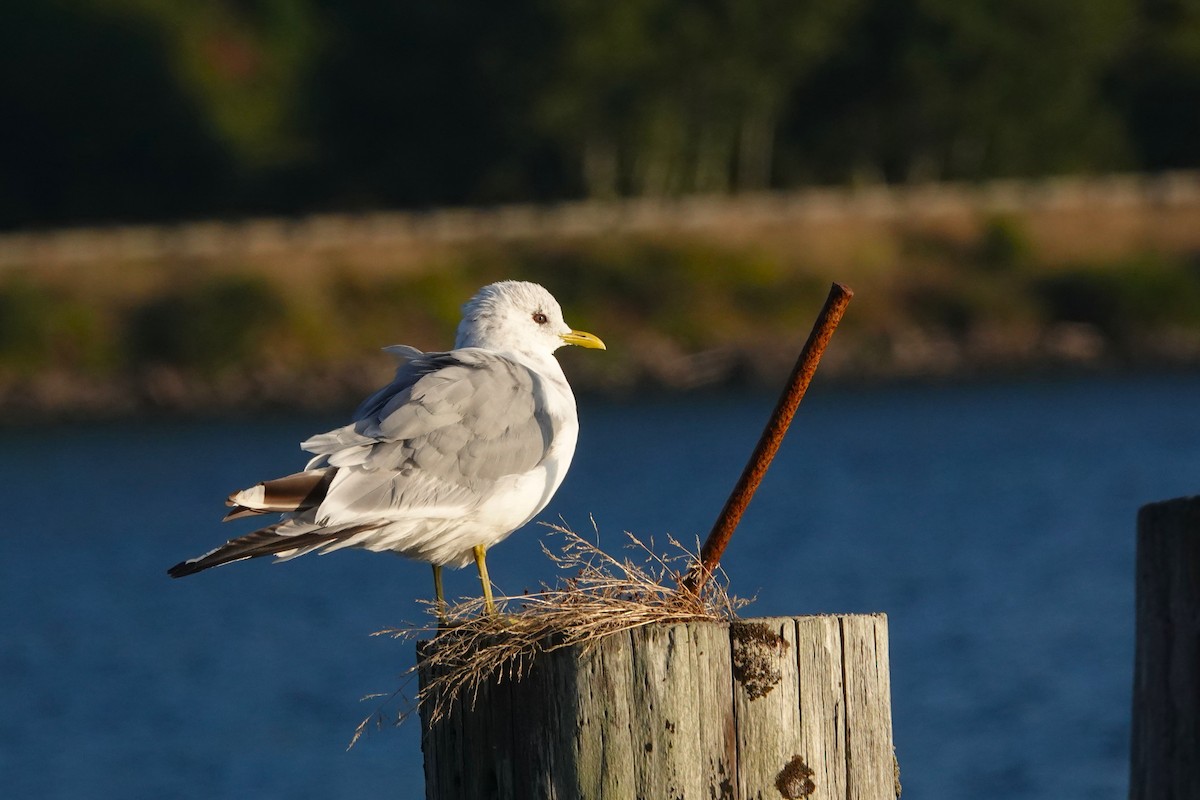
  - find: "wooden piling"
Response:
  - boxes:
[419,614,898,800]
[1130,496,1200,800]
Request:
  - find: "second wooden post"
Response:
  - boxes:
[1130,496,1200,800]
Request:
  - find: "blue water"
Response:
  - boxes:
[3,374,1199,799]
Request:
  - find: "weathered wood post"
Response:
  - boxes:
[1130,495,1200,800]
[419,614,898,799]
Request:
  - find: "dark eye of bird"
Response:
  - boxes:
[532,312,548,325]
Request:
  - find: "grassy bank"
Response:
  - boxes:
[3,186,1200,419]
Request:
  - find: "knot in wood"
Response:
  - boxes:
[730,621,789,700]
[775,756,816,799]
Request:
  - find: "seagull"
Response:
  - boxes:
[168,280,605,615]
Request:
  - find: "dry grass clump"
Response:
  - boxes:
[349,523,745,747]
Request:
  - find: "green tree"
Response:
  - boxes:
[305,0,561,207]
[537,0,861,198]
[0,0,231,227]
[1116,0,1200,169]
[6,0,1200,226]
[783,0,1135,183]
[106,0,321,170]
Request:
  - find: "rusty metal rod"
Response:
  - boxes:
[684,282,853,593]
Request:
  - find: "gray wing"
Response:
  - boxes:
[300,348,554,522]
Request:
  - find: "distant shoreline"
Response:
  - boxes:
[5,171,1200,269]
[3,172,1200,422]
[4,340,1197,425]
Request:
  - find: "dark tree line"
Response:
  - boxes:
[3,0,1198,228]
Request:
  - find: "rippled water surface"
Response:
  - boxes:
[3,374,1199,798]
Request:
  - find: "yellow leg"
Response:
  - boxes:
[432,564,446,625]
[473,544,496,615]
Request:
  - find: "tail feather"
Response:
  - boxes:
[167,522,371,578]
[223,468,335,521]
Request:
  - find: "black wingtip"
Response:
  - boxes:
[167,560,199,579]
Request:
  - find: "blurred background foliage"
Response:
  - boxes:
[3,0,1200,228]
[4,219,1200,417]
[3,0,1200,415]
